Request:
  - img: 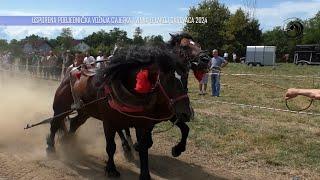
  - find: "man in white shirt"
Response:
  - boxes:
[96,51,104,69]
[232,52,237,62]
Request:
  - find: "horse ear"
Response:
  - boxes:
[169,33,175,38]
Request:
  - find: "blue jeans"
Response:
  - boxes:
[211,73,220,96]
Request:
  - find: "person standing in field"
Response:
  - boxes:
[96,50,105,69]
[198,63,209,95]
[223,52,228,62]
[47,51,57,79]
[63,50,74,75]
[232,52,237,63]
[209,49,228,97]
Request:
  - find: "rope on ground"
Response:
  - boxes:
[208,72,320,79]
[192,98,320,117]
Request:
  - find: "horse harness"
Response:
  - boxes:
[69,66,189,121]
[103,71,189,121]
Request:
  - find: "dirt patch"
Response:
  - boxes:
[0,76,227,180]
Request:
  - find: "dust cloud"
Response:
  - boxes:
[0,73,108,161]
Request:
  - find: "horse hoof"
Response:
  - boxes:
[122,143,131,152]
[124,150,134,162]
[106,168,120,178]
[171,146,182,157]
[133,143,140,152]
[46,146,56,156]
[139,174,151,180]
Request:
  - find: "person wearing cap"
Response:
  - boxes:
[209,49,228,97]
[70,54,95,110]
[83,56,96,71]
[223,52,228,61]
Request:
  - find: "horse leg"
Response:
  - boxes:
[46,113,66,153]
[133,126,153,152]
[103,122,120,178]
[136,128,152,180]
[171,119,189,157]
[124,128,133,145]
[117,130,133,161]
[69,112,89,134]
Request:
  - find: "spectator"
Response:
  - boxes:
[283,54,289,63]
[223,52,228,61]
[39,53,46,77]
[55,52,63,80]
[47,51,57,79]
[83,56,96,71]
[19,55,27,72]
[198,65,209,95]
[73,52,84,67]
[96,50,105,69]
[42,52,50,79]
[232,52,237,63]
[30,52,39,76]
[63,50,74,75]
[83,51,90,62]
[64,52,84,74]
[209,49,228,97]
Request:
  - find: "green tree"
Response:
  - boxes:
[9,39,23,57]
[184,0,230,50]
[0,39,8,52]
[109,28,131,45]
[56,27,73,50]
[303,11,320,44]
[223,8,262,56]
[262,26,299,61]
[144,35,164,45]
[133,27,144,45]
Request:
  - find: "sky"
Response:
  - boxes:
[0,0,319,41]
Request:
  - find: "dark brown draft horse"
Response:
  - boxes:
[47,46,193,179]
[49,32,209,158]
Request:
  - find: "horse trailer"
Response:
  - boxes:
[294,44,320,65]
[245,46,276,66]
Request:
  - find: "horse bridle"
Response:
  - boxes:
[153,71,189,109]
[108,70,189,122]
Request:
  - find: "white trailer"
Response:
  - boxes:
[245,46,276,66]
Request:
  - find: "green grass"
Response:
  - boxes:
[158,63,320,174]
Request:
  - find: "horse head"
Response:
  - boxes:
[168,32,211,68]
[98,45,192,122]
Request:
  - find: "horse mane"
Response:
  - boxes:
[168,32,194,48]
[96,45,180,83]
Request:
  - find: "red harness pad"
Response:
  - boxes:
[134,69,152,93]
[104,85,145,113]
[71,70,82,79]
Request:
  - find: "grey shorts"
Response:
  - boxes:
[200,73,208,84]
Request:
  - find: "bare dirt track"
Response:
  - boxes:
[0,74,314,180]
[0,75,228,180]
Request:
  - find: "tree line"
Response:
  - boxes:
[0,0,319,62]
[185,0,320,62]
